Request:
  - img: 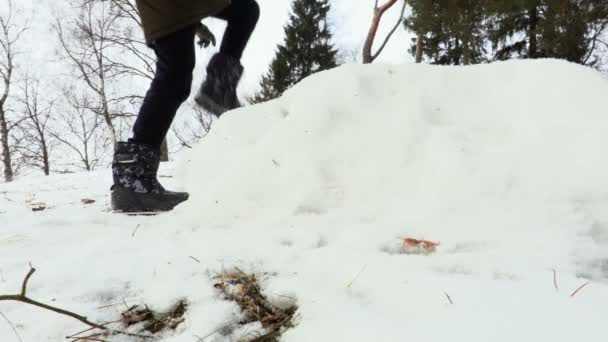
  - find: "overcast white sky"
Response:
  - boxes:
[7,0,415,99]
[203,0,415,95]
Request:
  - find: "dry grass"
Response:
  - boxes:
[213,270,298,342]
[68,301,187,341]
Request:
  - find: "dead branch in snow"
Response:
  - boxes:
[0,266,152,340]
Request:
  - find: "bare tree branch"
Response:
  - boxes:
[170,103,214,153]
[54,0,124,146]
[371,0,407,61]
[363,0,406,64]
[53,0,159,157]
[0,0,28,182]
[15,74,55,175]
[583,19,608,66]
[51,87,110,171]
[0,267,152,340]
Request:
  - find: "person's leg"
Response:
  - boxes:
[132,25,197,149]
[111,26,195,212]
[214,0,260,60]
[195,0,260,115]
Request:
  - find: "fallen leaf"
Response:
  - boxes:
[399,237,440,254]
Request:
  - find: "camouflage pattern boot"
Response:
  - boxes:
[195,52,244,116]
[111,141,189,212]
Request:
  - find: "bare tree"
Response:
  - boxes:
[102,0,174,160]
[338,47,362,64]
[15,74,55,175]
[78,1,175,161]
[51,87,111,171]
[172,102,214,151]
[102,0,155,81]
[86,0,182,161]
[583,17,608,69]
[54,0,138,147]
[362,0,408,64]
[600,32,608,72]
[0,0,27,182]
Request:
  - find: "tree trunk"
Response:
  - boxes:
[415,33,423,63]
[462,37,471,65]
[41,137,50,175]
[454,39,461,65]
[528,6,539,58]
[99,76,117,146]
[363,7,381,63]
[0,108,13,182]
[83,139,91,172]
[160,138,169,162]
[362,0,401,64]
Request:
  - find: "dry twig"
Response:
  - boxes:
[443,291,454,305]
[0,311,23,342]
[552,269,558,291]
[0,267,152,340]
[131,224,141,237]
[346,265,367,289]
[570,281,590,298]
[189,256,201,263]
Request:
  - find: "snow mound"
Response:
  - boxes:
[176,59,608,340]
[181,59,608,233]
[2,60,608,342]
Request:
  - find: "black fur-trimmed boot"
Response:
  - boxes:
[111,141,189,212]
[195,52,244,116]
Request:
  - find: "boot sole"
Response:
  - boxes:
[111,187,189,213]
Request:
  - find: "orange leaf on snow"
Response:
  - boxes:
[81,198,96,204]
[399,237,440,254]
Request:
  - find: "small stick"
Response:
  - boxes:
[552,269,558,291]
[67,319,121,338]
[0,267,152,339]
[0,311,23,342]
[122,298,135,311]
[195,327,223,342]
[234,266,247,275]
[69,336,110,342]
[21,266,35,296]
[131,224,141,237]
[570,281,590,298]
[443,291,454,305]
[346,265,367,289]
[189,256,201,263]
[96,300,135,309]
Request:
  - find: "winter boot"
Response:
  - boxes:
[111,141,189,212]
[195,52,244,116]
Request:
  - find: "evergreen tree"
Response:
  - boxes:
[405,0,489,65]
[486,0,608,67]
[251,0,338,104]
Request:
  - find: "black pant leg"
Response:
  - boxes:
[213,0,260,60]
[132,26,197,149]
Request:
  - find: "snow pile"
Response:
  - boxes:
[2,59,608,342]
[182,59,608,224]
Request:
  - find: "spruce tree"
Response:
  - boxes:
[405,0,489,65]
[486,0,608,67]
[251,0,338,104]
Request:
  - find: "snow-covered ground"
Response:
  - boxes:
[2,59,608,341]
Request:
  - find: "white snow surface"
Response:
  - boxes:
[2,59,608,341]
